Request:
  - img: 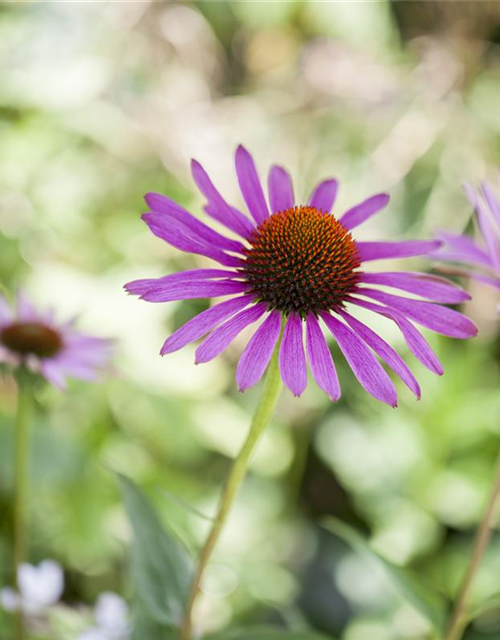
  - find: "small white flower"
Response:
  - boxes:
[0,560,64,615]
[77,592,129,640]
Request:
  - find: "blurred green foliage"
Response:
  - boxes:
[2,1,500,639]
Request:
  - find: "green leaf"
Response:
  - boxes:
[322,517,445,633]
[206,627,333,640]
[131,596,177,640]
[119,474,193,628]
[469,594,500,621]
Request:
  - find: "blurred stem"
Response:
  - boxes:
[13,379,33,640]
[179,342,283,640]
[445,451,500,640]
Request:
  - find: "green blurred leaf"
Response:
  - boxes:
[206,628,333,640]
[469,594,500,621]
[119,474,193,628]
[131,597,177,640]
[322,517,445,633]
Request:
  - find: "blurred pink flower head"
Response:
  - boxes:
[0,293,112,389]
[77,592,129,640]
[431,180,500,294]
[126,145,477,405]
[0,559,63,615]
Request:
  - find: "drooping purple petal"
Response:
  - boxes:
[40,361,67,389]
[470,272,500,289]
[145,192,245,254]
[279,313,307,397]
[357,272,470,303]
[305,314,340,401]
[268,165,294,213]
[357,240,441,262]
[161,295,253,355]
[339,194,390,231]
[191,159,255,238]
[48,358,99,382]
[480,181,500,227]
[464,183,500,271]
[338,309,420,398]
[321,313,398,407]
[63,334,112,363]
[235,145,269,225]
[143,213,243,268]
[308,179,339,213]
[236,310,281,391]
[139,280,249,303]
[433,231,493,269]
[195,303,267,363]
[0,295,12,326]
[125,269,241,297]
[349,297,443,374]
[357,288,477,339]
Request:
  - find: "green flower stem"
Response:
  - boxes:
[13,379,34,640]
[445,451,500,640]
[179,343,283,640]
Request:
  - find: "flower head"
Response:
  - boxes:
[0,293,112,389]
[431,181,500,294]
[77,592,129,640]
[0,559,63,615]
[125,145,477,405]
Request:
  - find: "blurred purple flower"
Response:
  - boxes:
[0,559,63,615]
[77,592,129,640]
[126,145,477,406]
[0,293,112,389]
[431,181,500,294]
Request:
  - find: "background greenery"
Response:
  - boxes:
[2,1,500,639]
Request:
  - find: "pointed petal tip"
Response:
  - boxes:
[144,192,157,206]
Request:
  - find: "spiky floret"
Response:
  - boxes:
[0,322,63,358]
[242,206,361,315]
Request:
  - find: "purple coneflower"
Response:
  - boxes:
[126,145,477,406]
[0,293,112,389]
[431,181,500,295]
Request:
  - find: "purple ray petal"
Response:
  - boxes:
[357,288,477,339]
[0,295,12,326]
[464,183,500,271]
[17,292,40,323]
[279,313,307,397]
[235,145,269,225]
[236,310,281,391]
[338,309,420,398]
[268,165,294,213]
[434,231,493,269]
[470,272,500,289]
[357,272,470,303]
[139,280,249,303]
[191,159,255,238]
[357,240,441,262]
[195,303,267,363]
[40,361,67,389]
[125,269,242,296]
[145,192,245,254]
[308,179,339,213]
[321,312,397,407]
[50,358,99,381]
[349,297,443,374]
[305,314,340,401]
[161,295,253,355]
[339,193,390,231]
[143,213,243,268]
[480,181,500,226]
